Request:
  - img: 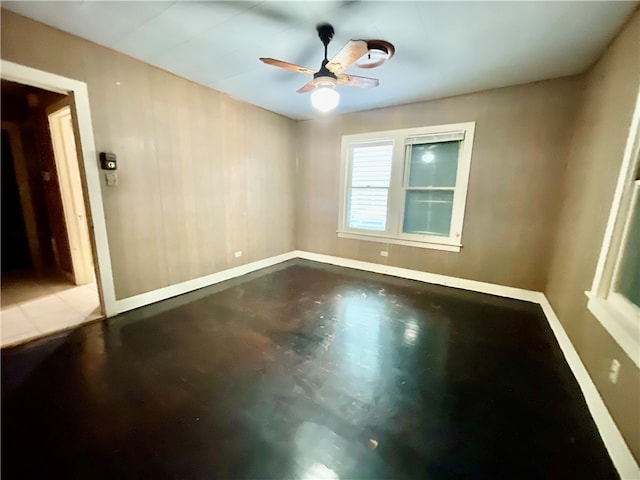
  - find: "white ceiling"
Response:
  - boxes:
[3,1,637,120]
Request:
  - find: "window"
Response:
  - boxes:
[338,123,475,252]
[346,141,393,232]
[588,99,640,368]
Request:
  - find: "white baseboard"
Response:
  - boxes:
[293,250,541,303]
[113,249,638,477]
[114,251,297,314]
[537,296,640,479]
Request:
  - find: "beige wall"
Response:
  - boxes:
[1,10,297,299]
[296,77,582,291]
[546,11,640,461]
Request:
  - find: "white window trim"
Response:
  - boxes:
[586,87,640,368]
[338,122,476,252]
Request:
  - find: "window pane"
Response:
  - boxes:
[403,190,453,236]
[408,141,459,187]
[351,144,393,188]
[348,188,388,231]
[616,192,640,308]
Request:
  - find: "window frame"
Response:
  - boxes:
[338,122,476,252]
[587,90,640,368]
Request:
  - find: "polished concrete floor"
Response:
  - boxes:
[1,260,617,479]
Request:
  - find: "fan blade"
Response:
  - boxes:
[259,58,315,75]
[326,40,369,74]
[296,81,316,94]
[337,73,379,88]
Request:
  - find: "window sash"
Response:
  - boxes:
[344,139,394,233]
[402,188,456,237]
[398,141,462,243]
[347,186,389,232]
[609,180,640,311]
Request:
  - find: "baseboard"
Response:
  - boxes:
[114,249,538,315]
[114,251,297,314]
[293,250,541,303]
[537,296,640,479]
[112,249,638,477]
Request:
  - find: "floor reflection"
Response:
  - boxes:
[338,292,383,394]
[295,422,343,480]
[301,461,339,480]
[402,318,420,346]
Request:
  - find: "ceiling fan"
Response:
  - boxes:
[260,24,394,112]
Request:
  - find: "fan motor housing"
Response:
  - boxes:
[313,75,337,89]
[313,61,337,84]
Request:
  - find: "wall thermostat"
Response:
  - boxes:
[100,152,117,170]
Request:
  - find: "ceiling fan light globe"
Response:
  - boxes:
[311,86,339,112]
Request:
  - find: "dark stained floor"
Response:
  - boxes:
[2,260,617,479]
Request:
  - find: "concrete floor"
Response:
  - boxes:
[1,260,617,479]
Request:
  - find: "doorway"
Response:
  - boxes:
[1,129,32,272]
[1,80,101,346]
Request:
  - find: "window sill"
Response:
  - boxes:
[337,231,462,252]
[585,291,640,368]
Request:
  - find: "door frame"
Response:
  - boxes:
[1,60,117,316]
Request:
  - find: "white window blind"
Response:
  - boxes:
[405,131,465,145]
[347,142,393,231]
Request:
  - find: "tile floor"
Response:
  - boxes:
[1,269,102,347]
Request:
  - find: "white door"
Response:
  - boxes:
[47,103,94,285]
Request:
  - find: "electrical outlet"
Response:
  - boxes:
[234,251,242,258]
[608,359,621,384]
[380,251,389,257]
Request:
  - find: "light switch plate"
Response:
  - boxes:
[105,172,118,186]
